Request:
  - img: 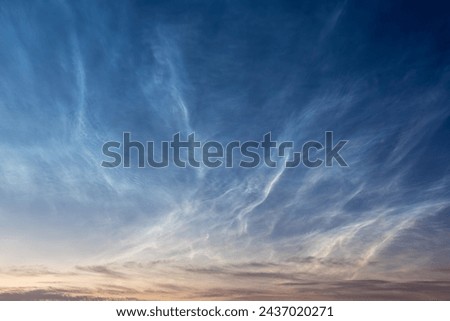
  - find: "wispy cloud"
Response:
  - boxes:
[0,0,448,299]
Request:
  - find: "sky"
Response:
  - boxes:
[0,0,449,300]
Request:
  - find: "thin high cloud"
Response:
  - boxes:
[0,0,449,299]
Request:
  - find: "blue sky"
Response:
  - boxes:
[0,0,449,299]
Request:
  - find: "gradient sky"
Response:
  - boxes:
[0,0,449,300]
